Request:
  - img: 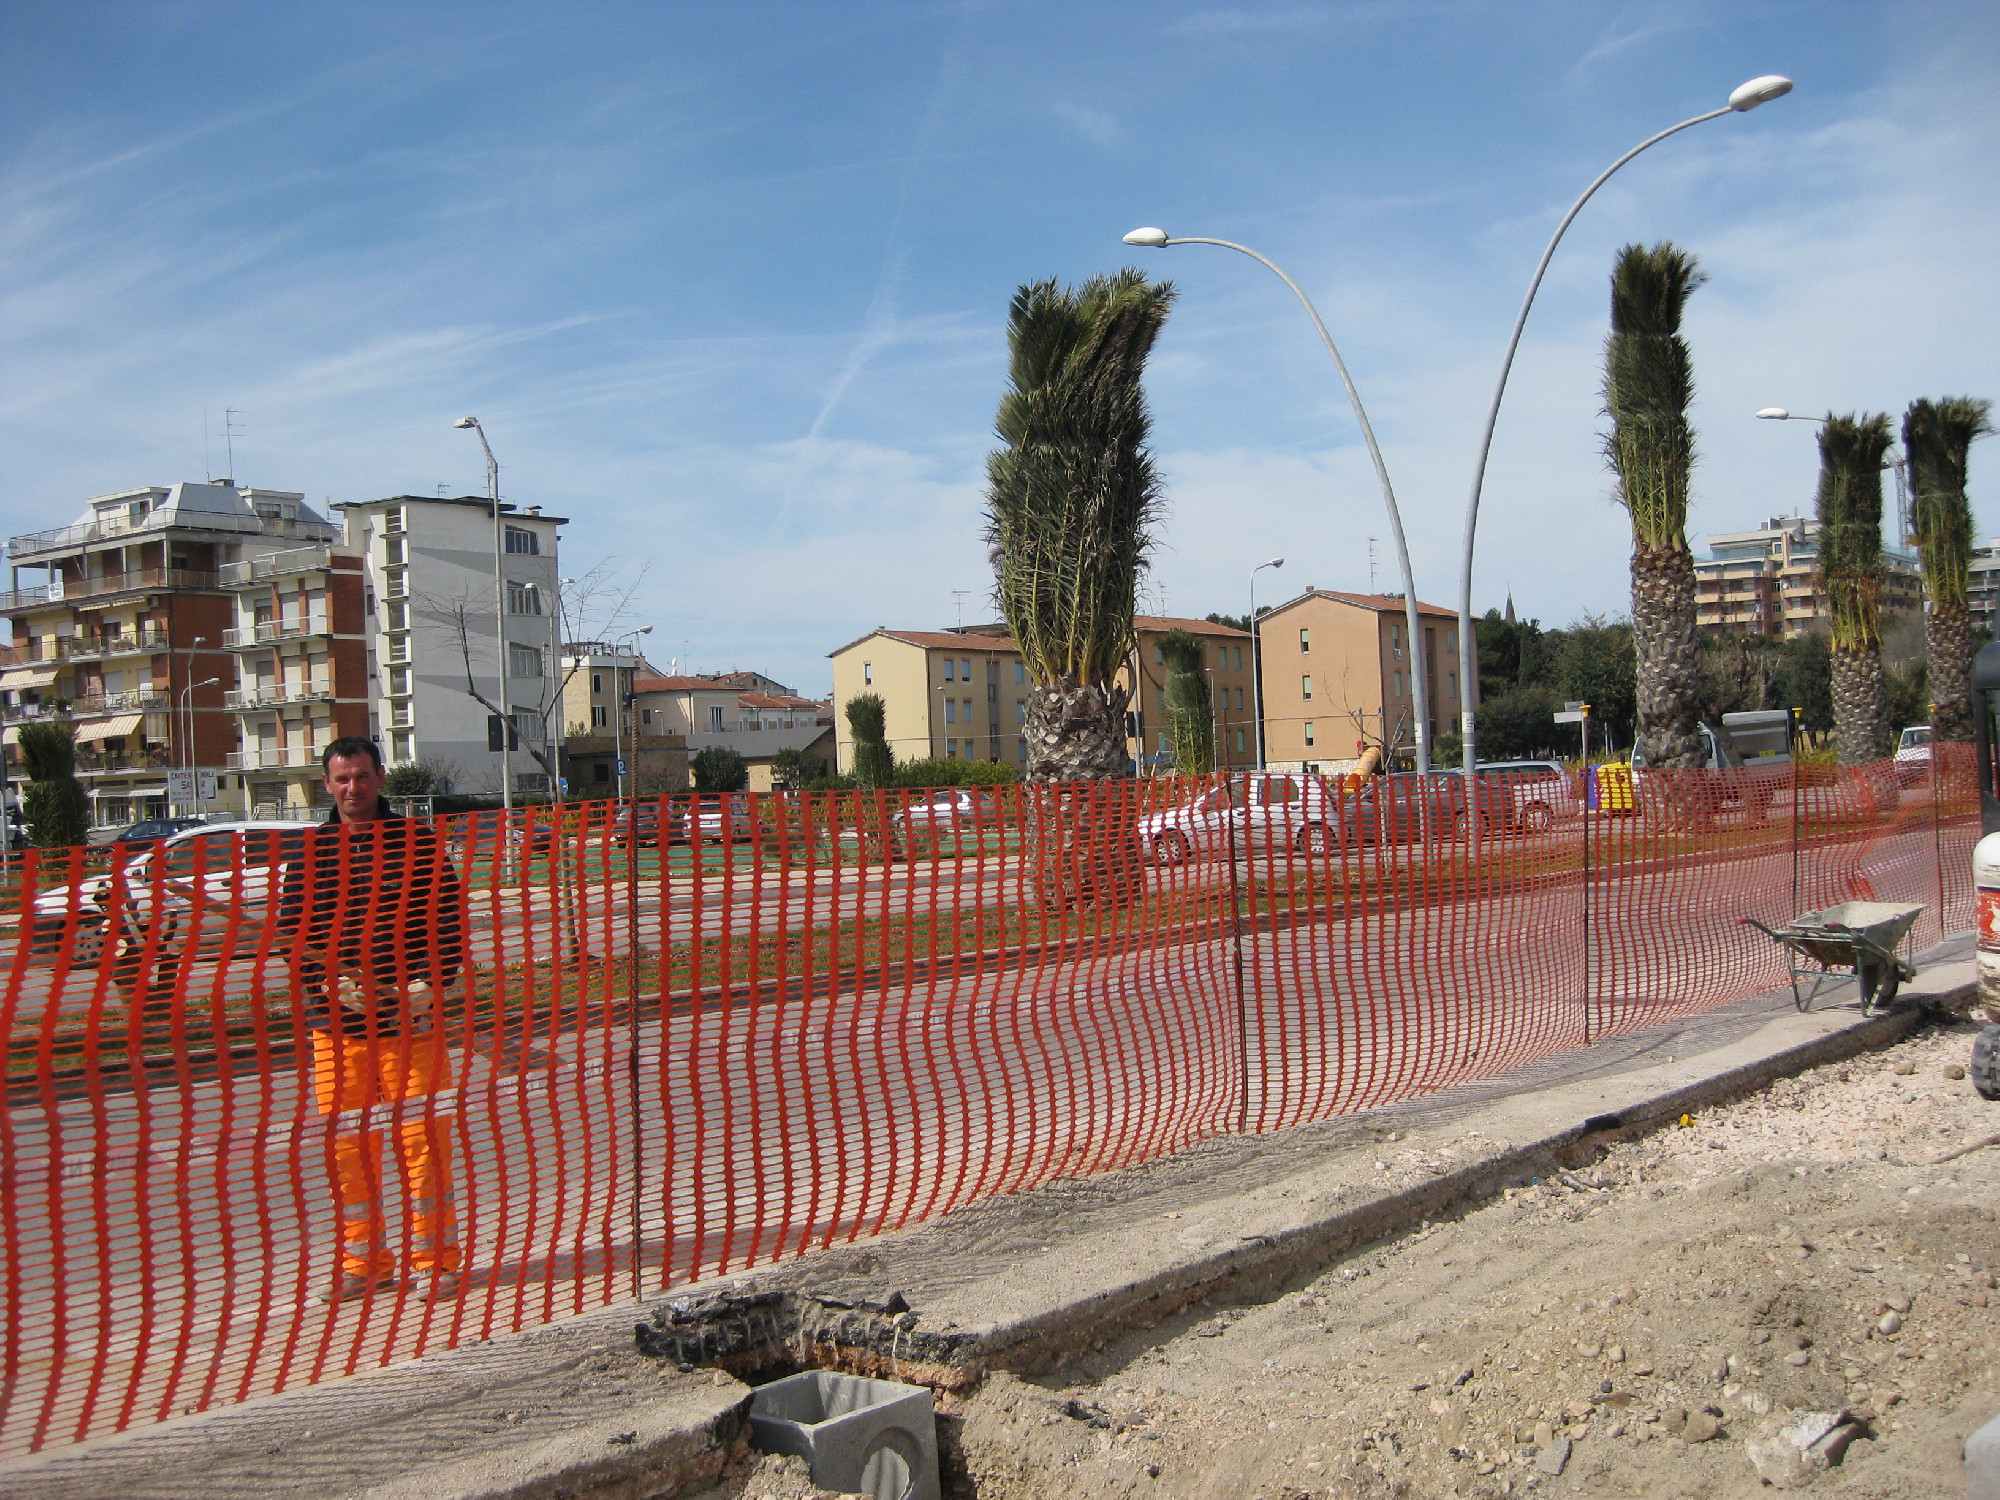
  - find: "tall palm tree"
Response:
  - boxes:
[1817,413,1895,765]
[1603,242,1707,770]
[1905,397,1995,741]
[985,269,1175,781]
[1157,628,1214,774]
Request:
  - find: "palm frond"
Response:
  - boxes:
[1816,413,1894,651]
[1906,396,1995,609]
[1602,242,1706,550]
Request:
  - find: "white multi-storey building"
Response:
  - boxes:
[335,495,565,796]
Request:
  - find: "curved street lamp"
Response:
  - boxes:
[1452,75,1794,785]
[1124,228,1434,772]
[454,416,513,816]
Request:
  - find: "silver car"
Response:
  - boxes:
[1139,774,1344,864]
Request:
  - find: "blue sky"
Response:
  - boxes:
[3,1,1996,696]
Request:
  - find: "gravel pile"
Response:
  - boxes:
[939,1018,1999,1499]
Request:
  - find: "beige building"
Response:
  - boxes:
[1254,589,1468,772]
[1694,515,1923,639]
[826,615,1256,775]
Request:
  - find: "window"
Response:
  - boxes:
[1155,645,1165,666]
[1394,671,1405,698]
[1448,673,1458,699]
[1014,662,1024,683]
[964,698,974,722]
[708,705,725,732]
[1234,647,1243,670]
[1304,721,1315,748]
[863,661,872,684]
[1299,628,1310,653]
[960,659,971,680]
[384,507,405,534]
[1158,730,1169,751]
[1016,701,1026,724]
[390,731,413,761]
[944,659,955,681]
[383,536,405,565]
[641,707,653,726]
[592,705,608,727]
[1017,739,1027,762]
[1234,728,1246,753]
[1390,623,1403,659]
[1236,688,1245,711]
[945,699,957,724]
[1446,629,1457,654]
[593,762,610,783]
[509,643,544,678]
[591,672,603,694]
[512,708,542,742]
[386,600,408,631]
[504,526,539,555]
[388,666,411,696]
[1301,675,1313,701]
[507,581,542,615]
[947,739,959,758]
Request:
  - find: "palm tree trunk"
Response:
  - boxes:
[1928,599,1974,742]
[1630,543,1705,767]
[1022,683,1131,780]
[1830,645,1890,766]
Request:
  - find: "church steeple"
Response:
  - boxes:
[1504,590,1516,625]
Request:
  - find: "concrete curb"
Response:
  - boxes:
[1,959,1970,1500]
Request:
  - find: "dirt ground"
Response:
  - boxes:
[718,1016,1999,1499]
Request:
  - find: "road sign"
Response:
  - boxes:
[197,770,218,803]
[1553,708,1591,724]
[616,759,627,776]
[167,770,196,804]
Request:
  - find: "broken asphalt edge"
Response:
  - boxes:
[1,956,1972,1500]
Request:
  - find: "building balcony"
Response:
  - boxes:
[75,750,173,775]
[225,682,335,710]
[1,690,171,723]
[7,511,337,562]
[227,746,323,771]
[221,616,334,648]
[15,568,222,605]
[54,629,173,662]
[217,544,341,588]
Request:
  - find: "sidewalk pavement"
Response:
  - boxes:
[1,938,1972,1500]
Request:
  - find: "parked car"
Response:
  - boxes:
[687,795,755,844]
[105,817,211,852]
[446,809,558,857]
[28,821,305,968]
[1139,774,1346,864]
[1345,771,1515,846]
[1894,724,1932,787]
[888,789,998,847]
[611,800,676,848]
[1474,760,1570,833]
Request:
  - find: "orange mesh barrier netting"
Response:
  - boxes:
[0,751,1976,1452]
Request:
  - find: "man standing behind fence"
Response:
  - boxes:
[279,736,468,1302]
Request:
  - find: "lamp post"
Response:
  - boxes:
[453,416,512,817]
[179,676,218,814]
[615,627,653,801]
[1453,75,1794,787]
[549,577,574,801]
[1248,556,1284,769]
[1758,408,1914,541]
[178,634,206,787]
[1124,227,1433,771]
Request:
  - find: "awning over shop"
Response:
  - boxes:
[73,713,143,743]
[0,666,59,690]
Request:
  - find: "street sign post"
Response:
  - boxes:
[1553,704,1592,762]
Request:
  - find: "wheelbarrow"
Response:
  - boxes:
[1740,901,1925,1013]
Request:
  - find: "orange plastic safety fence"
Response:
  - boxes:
[0,755,1977,1453]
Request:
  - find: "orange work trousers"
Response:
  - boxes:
[311,1028,461,1277]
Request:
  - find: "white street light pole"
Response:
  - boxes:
[550,577,574,802]
[180,676,218,813]
[1249,557,1283,770]
[615,627,653,801]
[1453,75,1794,787]
[1125,228,1433,771]
[454,417,513,817]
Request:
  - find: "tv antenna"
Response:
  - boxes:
[951,589,970,630]
[222,408,244,484]
[203,406,212,482]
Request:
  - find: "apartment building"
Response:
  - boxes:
[826,615,1256,775]
[1254,589,1468,773]
[1964,540,2000,631]
[220,544,371,816]
[621,673,833,791]
[1694,515,1923,638]
[336,495,565,795]
[0,481,343,826]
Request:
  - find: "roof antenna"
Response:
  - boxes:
[203,406,212,482]
[222,408,243,485]
[951,589,970,630]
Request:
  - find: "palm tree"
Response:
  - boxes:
[844,693,894,788]
[1157,628,1214,774]
[1602,242,1707,770]
[985,269,1176,780]
[1905,397,1995,741]
[1816,413,1895,765]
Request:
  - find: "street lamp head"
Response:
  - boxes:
[453,416,480,430]
[1728,75,1793,111]
[1122,227,1171,248]
[1756,408,1791,420]
[197,676,220,687]
[1267,557,1284,569]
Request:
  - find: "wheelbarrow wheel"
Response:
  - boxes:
[1858,956,1901,1012]
[1973,1024,2000,1102]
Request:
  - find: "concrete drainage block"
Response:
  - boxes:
[749,1370,939,1500]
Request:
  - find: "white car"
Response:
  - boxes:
[1474,760,1571,833]
[28,821,305,968]
[1139,774,1344,863]
[1893,724,1932,787]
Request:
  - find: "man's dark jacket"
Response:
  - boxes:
[276,803,467,1035]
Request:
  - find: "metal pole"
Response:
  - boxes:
[1160,236,1431,772]
[1250,559,1280,771]
[1454,103,1742,793]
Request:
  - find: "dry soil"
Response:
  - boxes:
[715,1016,2000,1499]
